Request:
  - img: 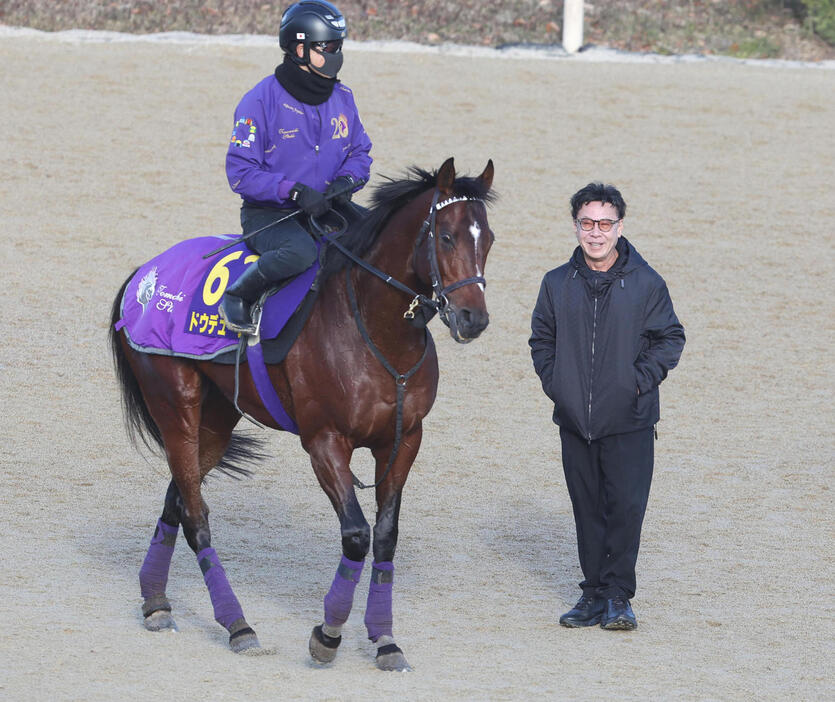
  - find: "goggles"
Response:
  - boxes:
[310,39,342,54]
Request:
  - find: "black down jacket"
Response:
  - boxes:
[529,237,685,441]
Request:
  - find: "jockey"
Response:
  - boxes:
[221,0,372,334]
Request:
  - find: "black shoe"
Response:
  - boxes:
[218,262,272,335]
[559,595,606,628]
[600,596,638,630]
[219,293,258,335]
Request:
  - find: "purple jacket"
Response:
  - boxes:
[225,75,372,207]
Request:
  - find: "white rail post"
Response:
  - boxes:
[562,0,584,53]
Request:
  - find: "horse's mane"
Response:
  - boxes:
[320,165,496,281]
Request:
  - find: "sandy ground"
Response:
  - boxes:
[0,30,833,702]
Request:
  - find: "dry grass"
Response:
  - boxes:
[1,0,833,60]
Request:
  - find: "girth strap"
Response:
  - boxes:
[235,337,300,434]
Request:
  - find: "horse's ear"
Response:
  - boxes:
[437,157,455,195]
[479,159,494,191]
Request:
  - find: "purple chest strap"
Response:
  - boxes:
[246,340,300,434]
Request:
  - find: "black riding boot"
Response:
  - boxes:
[219,261,272,335]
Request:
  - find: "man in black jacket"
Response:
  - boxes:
[529,182,685,630]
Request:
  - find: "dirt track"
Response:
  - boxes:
[1,31,833,701]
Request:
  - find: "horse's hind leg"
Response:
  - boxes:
[139,480,181,631]
[139,384,242,632]
[185,501,261,654]
[136,356,259,653]
[187,382,261,653]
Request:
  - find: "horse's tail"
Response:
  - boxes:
[109,271,264,478]
[215,434,265,479]
[109,269,164,456]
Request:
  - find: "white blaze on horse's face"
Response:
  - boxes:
[469,220,485,291]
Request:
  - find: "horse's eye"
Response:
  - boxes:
[440,232,454,246]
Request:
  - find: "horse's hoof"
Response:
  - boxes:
[229,626,261,654]
[309,624,341,664]
[143,609,177,632]
[375,643,412,672]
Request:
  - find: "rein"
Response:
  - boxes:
[314,188,486,489]
[317,212,434,319]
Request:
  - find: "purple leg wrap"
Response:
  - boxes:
[323,555,365,627]
[364,561,394,642]
[197,547,245,630]
[139,519,178,599]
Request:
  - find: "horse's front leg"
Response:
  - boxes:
[307,432,371,664]
[366,425,423,672]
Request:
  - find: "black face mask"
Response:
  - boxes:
[309,49,343,79]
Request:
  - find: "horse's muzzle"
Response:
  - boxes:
[445,305,489,343]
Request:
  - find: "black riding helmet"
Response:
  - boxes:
[279,1,347,78]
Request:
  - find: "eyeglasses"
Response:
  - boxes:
[311,40,342,54]
[575,217,621,233]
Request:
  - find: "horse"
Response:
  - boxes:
[109,157,495,671]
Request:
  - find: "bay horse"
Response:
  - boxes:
[109,158,495,671]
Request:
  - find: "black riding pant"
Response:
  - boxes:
[559,427,654,600]
[241,204,318,282]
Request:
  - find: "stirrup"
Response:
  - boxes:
[219,297,261,336]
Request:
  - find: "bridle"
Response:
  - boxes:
[408,189,487,327]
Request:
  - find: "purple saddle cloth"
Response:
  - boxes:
[116,235,319,360]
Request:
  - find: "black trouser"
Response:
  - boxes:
[241,204,318,281]
[559,427,654,600]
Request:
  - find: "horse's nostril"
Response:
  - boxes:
[454,308,489,336]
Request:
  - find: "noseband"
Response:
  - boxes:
[408,190,487,327]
